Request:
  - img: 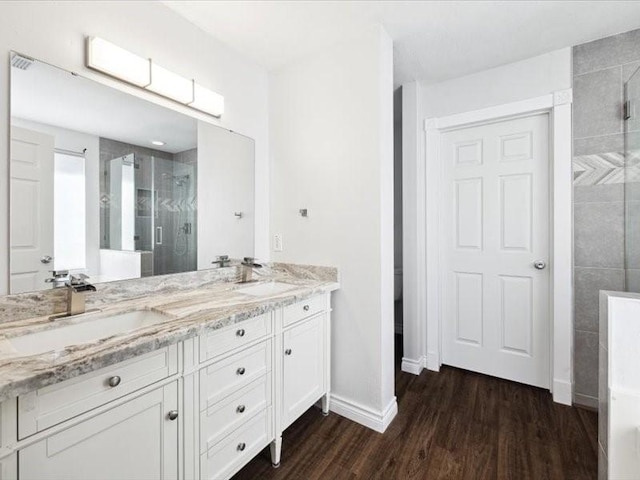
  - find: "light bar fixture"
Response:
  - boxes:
[86,36,224,117]
[190,82,225,117]
[86,37,151,87]
[148,63,194,104]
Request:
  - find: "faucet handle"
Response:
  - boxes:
[45,270,70,283]
[242,257,262,268]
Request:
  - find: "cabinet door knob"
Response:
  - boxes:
[237,442,246,452]
[285,348,292,356]
[236,328,246,337]
[303,305,310,311]
[236,367,246,375]
[236,405,246,414]
[167,410,179,421]
[107,376,121,387]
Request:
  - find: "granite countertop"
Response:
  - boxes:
[0,263,339,401]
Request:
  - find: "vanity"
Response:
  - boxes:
[2,47,340,479]
[0,264,339,480]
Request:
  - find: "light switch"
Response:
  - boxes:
[274,233,283,252]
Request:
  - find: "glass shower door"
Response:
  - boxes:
[624,67,640,292]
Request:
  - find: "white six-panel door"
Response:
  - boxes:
[10,126,55,294]
[441,113,550,388]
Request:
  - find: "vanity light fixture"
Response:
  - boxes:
[86,36,224,117]
[86,37,151,87]
[148,63,194,104]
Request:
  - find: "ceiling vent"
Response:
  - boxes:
[11,54,34,70]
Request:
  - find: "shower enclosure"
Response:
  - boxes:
[101,148,197,277]
[625,67,640,292]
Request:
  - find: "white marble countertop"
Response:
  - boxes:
[0,264,339,401]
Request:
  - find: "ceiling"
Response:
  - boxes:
[165,1,640,86]
[11,57,197,154]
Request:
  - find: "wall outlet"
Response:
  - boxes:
[274,233,283,252]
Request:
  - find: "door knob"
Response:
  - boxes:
[167,410,178,421]
[533,260,547,270]
[40,255,52,264]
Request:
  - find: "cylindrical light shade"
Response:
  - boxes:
[147,64,194,104]
[86,37,150,87]
[190,83,225,117]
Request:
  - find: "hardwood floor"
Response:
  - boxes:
[233,338,598,480]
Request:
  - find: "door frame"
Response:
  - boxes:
[414,91,573,405]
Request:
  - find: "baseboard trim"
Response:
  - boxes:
[330,394,398,433]
[553,378,572,406]
[426,351,440,372]
[573,392,598,410]
[401,356,425,375]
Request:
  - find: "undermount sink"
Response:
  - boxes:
[237,282,297,297]
[6,310,173,356]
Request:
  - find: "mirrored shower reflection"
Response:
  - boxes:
[100,138,197,279]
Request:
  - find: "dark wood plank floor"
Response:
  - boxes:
[233,337,597,480]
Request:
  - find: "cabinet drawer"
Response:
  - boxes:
[283,295,326,327]
[200,374,271,453]
[199,313,271,363]
[18,345,178,439]
[200,407,272,480]
[200,340,271,409]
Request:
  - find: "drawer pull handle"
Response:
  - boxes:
[303,305,310,311]
[285,348,292,356]
[237,442,246,452]
[236,405,246,414]
[236,328,246,337]
[107,376,121,387]
[236,367,246,375]
[167,410,179,421]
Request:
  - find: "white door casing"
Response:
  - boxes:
[414,91,573,405]
[441,114,550,388]
[10,126,55,294]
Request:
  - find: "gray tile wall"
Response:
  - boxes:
[99,139,198,276]
[572,28,640,408]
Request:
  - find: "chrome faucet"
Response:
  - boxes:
[211,255,231,268]
[240,257,262,283]
[65,274,97,316]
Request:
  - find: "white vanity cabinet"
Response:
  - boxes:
[19,381,179,480]
[282,314,326,429]
[0,291,333,480]
[193,293,332,479]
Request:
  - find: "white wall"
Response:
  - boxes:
[197,122,255,268]
[11,118,100,277]
[401,81,426,372]
[0,1,269,294]
[401,48,572,373]
[269,25,396,430]
[420,48,572,118]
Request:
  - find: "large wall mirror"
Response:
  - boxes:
[9,53,255,294]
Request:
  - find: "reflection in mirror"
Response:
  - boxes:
[9,54,254,294]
